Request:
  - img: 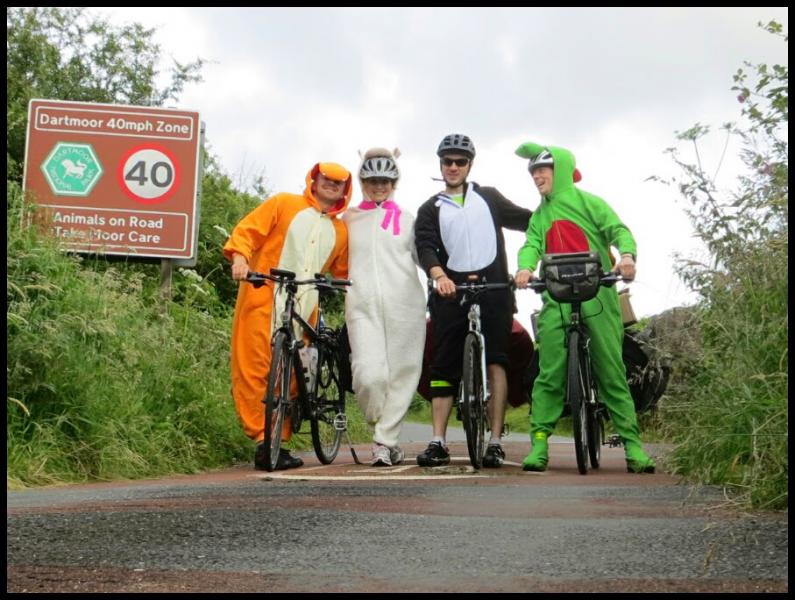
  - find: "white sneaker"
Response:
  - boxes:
[370,443,392,466]
[389,445,405,465]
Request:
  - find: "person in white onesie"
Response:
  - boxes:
[343,148,427,466]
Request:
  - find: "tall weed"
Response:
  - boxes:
[654,23,787,509]
[7,183,251,487]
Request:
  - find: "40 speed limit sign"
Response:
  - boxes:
[23,99,202,261]
[119,144,181,204]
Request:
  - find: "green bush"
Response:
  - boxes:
[7,183,251,486]
[654,21,787,509]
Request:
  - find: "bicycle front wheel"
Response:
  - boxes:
[461,333,486,469]
[263,331,291,472]
[567,330,589,475]
[310,347,344,464]
[587,402,604,469]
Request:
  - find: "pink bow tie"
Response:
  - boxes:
[359,200,401,235]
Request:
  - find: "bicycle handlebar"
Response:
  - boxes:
[427,277,515,308]
[245,269,352,291]
[454,281,514,292]
[427,277,514,293]
[526,271,623,294]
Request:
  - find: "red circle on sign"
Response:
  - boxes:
[117,143,181,204]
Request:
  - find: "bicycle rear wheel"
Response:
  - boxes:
[263,331,291,472]
[310,346,344,464]
[567,330,589,474]
[461,333,486,469]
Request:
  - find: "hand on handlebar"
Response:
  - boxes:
[514,269,534,289]
[231,253,250,281]
[435,275,457,297]
[615,254,636,282]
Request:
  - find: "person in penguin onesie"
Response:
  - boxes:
[414,133,532,468]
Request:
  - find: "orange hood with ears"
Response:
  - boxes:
[305,162,353,216]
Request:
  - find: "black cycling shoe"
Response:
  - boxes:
[482,444,505,468]
[276,449,304,470]
[255,444,304,471]
[416,441,451,467]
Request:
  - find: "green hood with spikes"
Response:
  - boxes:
[515,142,577,198]
[515,141,637,273]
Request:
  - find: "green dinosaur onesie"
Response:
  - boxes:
[516,142,654,473]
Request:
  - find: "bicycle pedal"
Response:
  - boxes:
[606,434,623,448]
[333,413,348,431]
[501,423,511,438]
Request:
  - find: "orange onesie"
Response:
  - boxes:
[223,163,351,442]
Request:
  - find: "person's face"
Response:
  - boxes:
[313,173,347,205]
[531,166,554,196]
[361,177,394,203]
[439,153,472,187]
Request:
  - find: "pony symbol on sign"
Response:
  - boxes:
[41,142,103,197]
[61,159,87,179]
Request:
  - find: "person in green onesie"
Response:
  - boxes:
[514,142,656,474]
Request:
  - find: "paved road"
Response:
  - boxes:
[7,435,788,593]
[399,421,541,443]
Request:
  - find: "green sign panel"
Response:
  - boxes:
[40,142,103,197]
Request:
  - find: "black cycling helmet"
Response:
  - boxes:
[437,133,476,158]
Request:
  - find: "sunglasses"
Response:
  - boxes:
[441,157,470,167]
[364,178,393,186]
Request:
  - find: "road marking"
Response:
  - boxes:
[255,456,541,480]
[260,473,488,481]
[354,465,415,474]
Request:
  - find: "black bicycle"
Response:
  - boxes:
[527,252,622,475]
[246,268,352,472]
[431,276,512,469]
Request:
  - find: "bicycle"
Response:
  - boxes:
[246,268,352,472]
[430,276,512,469]
[526,251,623,475]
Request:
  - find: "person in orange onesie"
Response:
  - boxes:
[224,162,352,470]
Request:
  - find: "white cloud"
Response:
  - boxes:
[88,7,788,325]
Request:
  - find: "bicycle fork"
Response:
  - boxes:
[470,304,491,426]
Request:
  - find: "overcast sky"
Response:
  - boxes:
[97,7,788,331]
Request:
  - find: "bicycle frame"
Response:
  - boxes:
[528,268,622,473]
[430,277,512,468]
[273,278,320,407]
[246,268,353,469]
[457,280,513,399]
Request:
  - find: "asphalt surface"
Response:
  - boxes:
[6,428,789,593]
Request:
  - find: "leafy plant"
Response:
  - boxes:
[651,21,787,510]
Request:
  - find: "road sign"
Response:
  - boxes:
[23,99,202,260]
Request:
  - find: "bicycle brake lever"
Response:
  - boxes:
[248,277,268,289]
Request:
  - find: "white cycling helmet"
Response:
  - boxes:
[359,155,400,181]
[528,149,554,173]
